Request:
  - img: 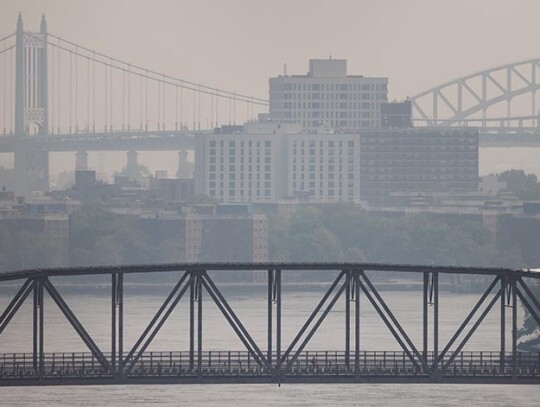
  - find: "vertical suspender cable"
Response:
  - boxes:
[192,89,196,130]
[210,91,213,130]
[92,52,96,133]
[50,44,54,133]
[157,78,161,131]
[198,84,201,130]
[162,75,166,130]
[104,61,108,131]
[75,46,78,132]
[180,83,183,129]
[10,47,13,134]
[3,43,6,134]
[145,71,148,131]
[110,57,113,131]
[86,55,89,132]
[139,70,142,131]
[69,49,72,133]
[233,94,236,125]
[57,39,60,133]
[122,65,125,130]
[127,64,130,130]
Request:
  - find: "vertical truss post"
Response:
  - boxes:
[33,278,45,377]
[111,273,117,375]
[345,270,351,368]
[423,272,429,365]
[33,279,38,372]
[111,273,123,376]
[511,278,517,378]
[38,279,44,378]
[500,276,506,370]
[189,271,195,370]
[433,272,439,371]
[197,270,203,377]
[118,273,123,373]
[354,270,361,377]
[276,269,282,378]
[267,269,273,372]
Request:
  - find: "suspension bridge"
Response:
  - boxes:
[0,262,539,385]
[1,14,540,196]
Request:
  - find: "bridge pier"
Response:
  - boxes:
[125,150,139,181]
[14,147,49,197]
[75,151,89,171]
[176,150,191,178]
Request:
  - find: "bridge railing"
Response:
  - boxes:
[1,350,539,378]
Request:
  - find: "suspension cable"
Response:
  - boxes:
[47,32,267,104]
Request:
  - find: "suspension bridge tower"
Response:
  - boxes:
[14,13,50,197]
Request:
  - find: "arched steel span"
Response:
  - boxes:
[410,57,540,127]
[0,262,539,386]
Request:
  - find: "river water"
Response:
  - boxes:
[0,279,538,406]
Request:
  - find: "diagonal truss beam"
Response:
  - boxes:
[0,279,34,335]
[283,271,349,370]
[516,279,540,328]
[435,276,500,366]
[201,272,267,367]
[124,271,192,373]
[279,271,345,367]
[441,279,505,371]
[518,278,540,314]
[361,271,429,371]
[358,272,424,371]
[43,279,111,371]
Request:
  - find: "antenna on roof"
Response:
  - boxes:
[283,63,287,76]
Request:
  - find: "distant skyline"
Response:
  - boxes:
[3,0,540,102]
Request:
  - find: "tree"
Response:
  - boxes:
[498,169,540,200]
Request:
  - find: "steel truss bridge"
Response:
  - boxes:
[0,262,539,386]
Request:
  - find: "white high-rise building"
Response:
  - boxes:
[269,58,388,131]
[194,122,361,204]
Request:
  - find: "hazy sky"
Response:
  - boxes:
[3,0,540,102]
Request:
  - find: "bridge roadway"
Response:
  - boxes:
[0,131,196,153]
[1,130,540,154]
[0,350,539,385]
[0,262,539,385]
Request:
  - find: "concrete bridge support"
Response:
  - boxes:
[126,150,139,181]
[14,147,49,197]
[176,150,192,178]
[75,151,89,171]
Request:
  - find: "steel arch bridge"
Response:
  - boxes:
[410,58,540,133]
[0,262,539,386]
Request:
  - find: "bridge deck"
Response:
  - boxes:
[1,350,539,385]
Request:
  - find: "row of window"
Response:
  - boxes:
[279,83,387,92]
[281,92,385,101]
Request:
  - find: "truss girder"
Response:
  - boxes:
[411,59,540,125]
[0,266,539,384]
